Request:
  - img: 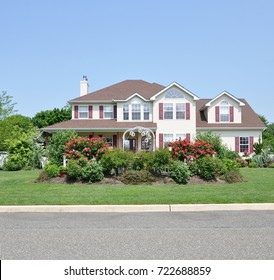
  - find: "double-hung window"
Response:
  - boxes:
[240,137,249,153]
[143,104,150,120]
[104,105,113,119]
[175,133,186,140]
[123,104,129,120]
[78,105,88,119]
[164,103,173,119]
[164,134,173,147]
[176,103,186,119]
[132,104,141,120]
[220,101,230,122]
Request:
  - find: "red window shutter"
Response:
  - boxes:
[186,103,190,120]
[215,106,220,122]
[159,133,164,148]
[88,105,93,119]
[235,137,240,152]
[249,136,254,153]
[99,106,104,119]
[74,105,78,119]
[186,133,190,141]
[114,105,117,119]
[113,135,117,147]
[230,106,234,122]
[159,103,163,120]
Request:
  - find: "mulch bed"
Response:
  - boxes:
[43,175,226,185]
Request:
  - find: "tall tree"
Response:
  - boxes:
[0,114,34,151]
[0,91,17,120]
[258,115,274,152]
[32,104,72,128]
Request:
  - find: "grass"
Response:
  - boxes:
[0,169,274,205]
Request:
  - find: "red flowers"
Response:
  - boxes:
[170,139,216,162]
[64,136,109,161]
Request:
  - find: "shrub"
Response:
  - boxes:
[100,149,133,175]
[36,170,50,182]
[151,149,171,174]
[236,157,248,167]
[81,162,104,183]
[44,163,60,178]
[3,155,24,171]
[222,170,244,183]
[131,151,147,170]
[222,159,240,173]
[268,163,274,168]
[169,161,190,184]
[248,161,258,168]
[196,131,238,159]
[170,138,216,162]
[67,159,82,180]
[65,136,109,161]
[48,130,78,166]
[196,156,223,181]
[252,150,271,167]
[119,170,156,185]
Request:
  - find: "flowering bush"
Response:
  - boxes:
[170,139,216,162]
[65,136,109,161]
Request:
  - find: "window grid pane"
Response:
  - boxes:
[164,103,173,119]
[78,106,88,119]
[132,104,141,120]
[123,105,129,120]
[103,135,113,147]
[240,137,249,153]
[220,105,230,122]
[143,104,149,120]
[104,105,113,119]
[164,134,173,146]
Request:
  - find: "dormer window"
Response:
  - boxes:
[220,100,230,122]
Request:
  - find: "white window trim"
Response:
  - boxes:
[239,136,249,153]
[219,100,230,123]
[104,105,114,119]
[78,105,88,119]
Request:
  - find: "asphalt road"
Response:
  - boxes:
[0,211,273,259]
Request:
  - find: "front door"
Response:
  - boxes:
[129,139,136,151]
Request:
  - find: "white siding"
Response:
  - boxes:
[153,86,197,147]
[207,97,242,123]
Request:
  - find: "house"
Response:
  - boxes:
[43,77,265,154]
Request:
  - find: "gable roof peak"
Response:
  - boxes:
[150,81,200,101]
[205,91,245,107]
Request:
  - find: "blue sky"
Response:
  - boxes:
[1,0,273,121]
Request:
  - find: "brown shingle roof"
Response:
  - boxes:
[70,80,165,102]
[43,119,157,131]
[196,99,266,129]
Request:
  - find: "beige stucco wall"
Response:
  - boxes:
[207,96,242,123]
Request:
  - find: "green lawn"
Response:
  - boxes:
[0,169,274,205]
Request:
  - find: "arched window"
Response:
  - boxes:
[165,89,184,99]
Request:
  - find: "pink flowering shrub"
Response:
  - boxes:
[170,139,216,162]
[64,136,109,161]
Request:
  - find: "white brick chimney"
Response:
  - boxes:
[80,75,89,96]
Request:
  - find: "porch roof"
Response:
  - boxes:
[42,119,157,132]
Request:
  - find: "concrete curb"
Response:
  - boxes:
[0,203,274,213]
